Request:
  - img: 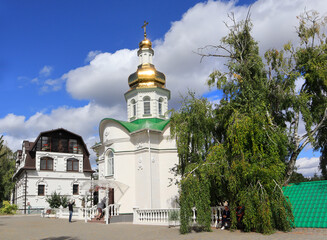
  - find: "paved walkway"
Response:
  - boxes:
[0,215,326,240]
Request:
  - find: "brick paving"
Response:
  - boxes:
[0,215,326,240]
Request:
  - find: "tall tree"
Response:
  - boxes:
[172,14,293,233]
[201,11,327,184]
[0,136,15,204]
[264,11,327,184]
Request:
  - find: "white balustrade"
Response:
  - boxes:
[107,204,120,216]
[133,206,224,227]
[133,208,179,226]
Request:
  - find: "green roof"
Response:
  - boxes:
[283,180,327,228]
[100,118,170,133]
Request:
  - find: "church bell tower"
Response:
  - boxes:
[124,21,170,122]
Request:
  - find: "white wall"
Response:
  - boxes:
[97,122,179,214]
[14,151,92,210]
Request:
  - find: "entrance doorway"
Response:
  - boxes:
[108,188,114,204]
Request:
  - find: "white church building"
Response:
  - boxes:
[92,25,179,216]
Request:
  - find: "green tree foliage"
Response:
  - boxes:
[0,201,18,215]
[170,93,216,233]
[202,10,327,184]
[0,136,15,205]
[263,11,327,184]
[172,12,298,234]
[46,191,69,208]
[170,92,216,177]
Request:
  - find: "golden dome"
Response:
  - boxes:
[139,38,152,49]
[128,64,166,89]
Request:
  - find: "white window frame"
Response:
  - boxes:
[143,96,151,115]
[131,99,137,117]
[106,151,114,177]
[158,97,163,115]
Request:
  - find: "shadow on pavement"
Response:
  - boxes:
[40,237,79,240]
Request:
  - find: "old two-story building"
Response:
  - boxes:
[13,128,94,212]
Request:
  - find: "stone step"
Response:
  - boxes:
[88,217,106,224]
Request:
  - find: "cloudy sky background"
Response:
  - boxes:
[1,0,326,176]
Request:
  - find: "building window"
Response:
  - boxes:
[131,99,136,117]
[38,185,45,196]
[67,158,79,172]
[58,139,68,153]
[73,184,79,195]
[143,96,151,115]
[69,139,78,153]
[106,151,114,176]
[41,136,50,151]
[158,98,163,115]
[40,157,53,171]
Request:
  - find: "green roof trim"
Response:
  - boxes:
[283,180,327,228]
[100,118,170,133]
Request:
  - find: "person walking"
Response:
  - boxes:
[68,200,75,223]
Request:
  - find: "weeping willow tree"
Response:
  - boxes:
[171,11,295,234]
[172,101,294,234]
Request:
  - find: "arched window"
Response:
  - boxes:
[40,157,53,171]
[67,158,79,172]
[158,98,163,115]
[106,151,114,176]
[131,99,136,117]
[143,96,151,115]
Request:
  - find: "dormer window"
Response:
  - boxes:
[40,157,53,171]
[69,139,78,153]
[158,98,163,115]
[143,96,151,115]
[41,137,50,151]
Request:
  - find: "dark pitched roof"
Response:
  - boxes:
[30,128,90,156]
[14,128,94,177]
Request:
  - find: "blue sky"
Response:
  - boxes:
[0,0,326,176]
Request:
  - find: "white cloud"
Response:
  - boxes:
[63,0,327,110]
[0,103,123,165]
[296,157,321,177]
[85,50,102,63]
[64,49,138,106]
[40,78,64,92]
[39,65,53,77]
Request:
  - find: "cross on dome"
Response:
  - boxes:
[141,21,149,39]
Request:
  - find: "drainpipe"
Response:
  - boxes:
[24,171,27,214]
[147,129,152,209]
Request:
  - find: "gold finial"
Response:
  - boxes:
[141,21,149,39]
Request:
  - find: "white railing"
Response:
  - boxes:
[108,204,120,216]
[41,206,86,220]
[210,206,224,228]
[133,208,180,226]
[82,206,98,222]
[40,204,121,224]
[133,206,224,227]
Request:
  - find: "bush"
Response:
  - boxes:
[0,201,18,214]
[168,210,180,221]
[46,192,70,208]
